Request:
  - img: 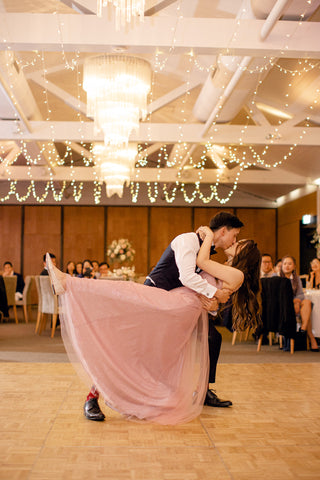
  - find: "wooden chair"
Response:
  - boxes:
[231,327,251,345]
[3,276,18,323]
[34,275,59,338]
[15,275,35,323]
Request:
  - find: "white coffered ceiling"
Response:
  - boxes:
[0,0,320,206]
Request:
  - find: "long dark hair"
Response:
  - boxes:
[230,239,262,332]
[279,255,299,296]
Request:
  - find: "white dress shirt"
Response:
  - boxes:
[171,232,217,298]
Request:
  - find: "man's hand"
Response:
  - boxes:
[214,288,231,304]
[197,294,219,312]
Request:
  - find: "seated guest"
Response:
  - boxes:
[99,262,110,278]
[75,262,83,277]
[66,261,76,276]
[81,259,95,279]
[280,255,319,351]
[307,258,320,289]
[40,253,56,276]
[260,254,276,278]
[273,259,282,276]
[2,261,25,301]
[92,260,101,279]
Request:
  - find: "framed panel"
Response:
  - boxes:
[0,206,22,272]
[24,206,61,275]
[106,206,148,275]
[149,207,192,270]
[237,208,277,262]
[63,206,105,269]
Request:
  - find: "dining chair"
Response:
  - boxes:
[15,275,35,323]
[257,276,296,354]
[35,275,59,338]
[3,276,18,323]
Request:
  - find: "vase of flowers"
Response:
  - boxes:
[107,238,136,269]
[311,224,320,258]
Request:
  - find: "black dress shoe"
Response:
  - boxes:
[204,389,232,408]
[83,398,105,421]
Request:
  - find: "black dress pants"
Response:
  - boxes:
[208,319,222,384]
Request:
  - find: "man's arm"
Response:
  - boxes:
[171,232,218,298]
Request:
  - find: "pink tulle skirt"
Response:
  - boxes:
[59,274,220,424]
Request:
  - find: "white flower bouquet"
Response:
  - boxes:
[107,238,135,266]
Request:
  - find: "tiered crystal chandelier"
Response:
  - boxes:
[83,55,151,147]
[97,0,145,28]
[93,143,138,198]
[83,54,151,197]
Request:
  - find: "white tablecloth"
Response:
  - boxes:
[304,289,320,337]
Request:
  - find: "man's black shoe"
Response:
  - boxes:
[204,389,232,408]
[83,398,105,421]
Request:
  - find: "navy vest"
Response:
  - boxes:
[147,234,216,291]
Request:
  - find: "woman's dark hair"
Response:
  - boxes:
[66,261,75,274]
[279,255,299,296]
[230,239,262,332]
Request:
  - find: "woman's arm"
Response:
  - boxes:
[196,227,244,292]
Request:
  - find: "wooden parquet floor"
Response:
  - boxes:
[1,362,320,480]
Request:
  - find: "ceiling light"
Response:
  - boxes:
[93,143,137,198]
[97,0,145,29]
[83,55,151,148]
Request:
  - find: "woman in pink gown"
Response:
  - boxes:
[48,229,261,425]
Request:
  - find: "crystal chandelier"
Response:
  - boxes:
[93,143,137,198]
[97,0,145,28]
[83,55,151,147]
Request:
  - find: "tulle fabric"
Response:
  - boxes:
[59,273,221,424]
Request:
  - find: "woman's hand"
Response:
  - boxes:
[196,226,213,241]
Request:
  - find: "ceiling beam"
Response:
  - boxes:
[1,166,308,184]
[145,0,178,16]
[2,15,320,57]
[59,0,98,15]
[28,73,87,115]
[147,79,201,114]
[1,121,319,145]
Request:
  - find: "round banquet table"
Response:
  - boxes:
[304,289,320,337]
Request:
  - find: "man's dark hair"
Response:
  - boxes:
[3,261,12,267]
[261,253,273,259]
[99,261,110,268]
[209,212,244,231]
[43,253,56,262]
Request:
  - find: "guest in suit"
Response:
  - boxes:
[260,254,276,278]
[2,261,25,301]
[99,262,110,278]
[281,255,319,351]
[40,253,56,276]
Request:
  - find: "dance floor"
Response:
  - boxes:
[1,322,320,479]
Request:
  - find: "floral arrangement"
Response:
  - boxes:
[108,266,136,281]
[107,238,135,265]
[311,224,320,256]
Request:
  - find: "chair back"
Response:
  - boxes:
[38,276,58,314]
[260,276,296,338]
[3,276,17,306]
[16,275,34,306]
[34,275,42,309]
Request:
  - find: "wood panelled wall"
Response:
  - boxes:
[277,191,317,272]
[0,205,280,276]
